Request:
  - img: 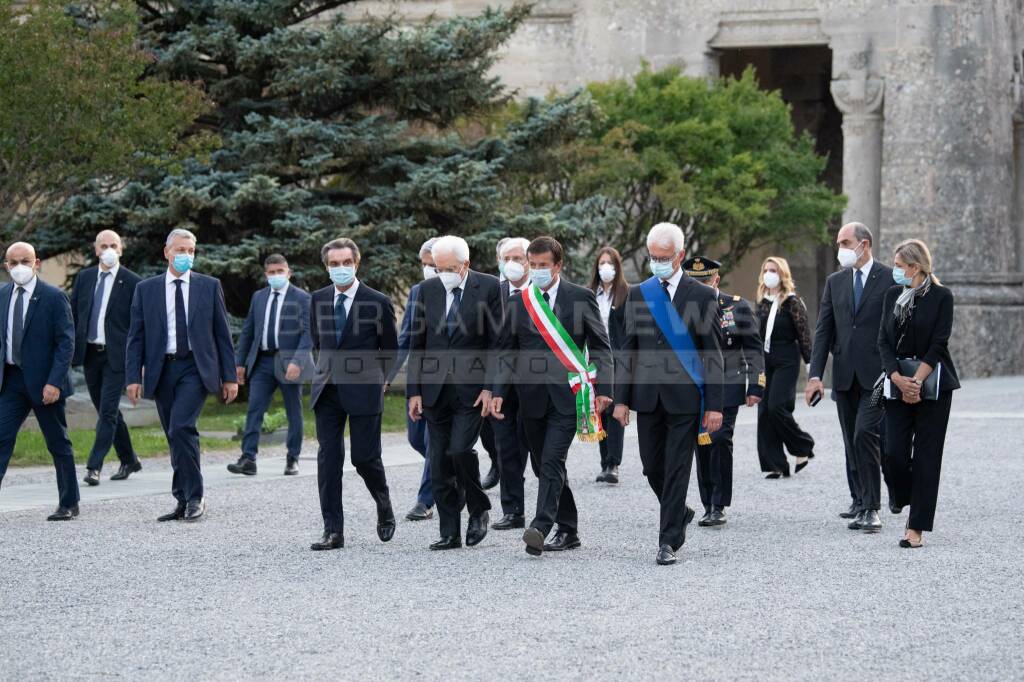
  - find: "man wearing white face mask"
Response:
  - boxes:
[807,222,894,533]
[70,230,142,486]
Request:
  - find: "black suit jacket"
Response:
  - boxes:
[492,278,612,419]
[614,274,725,415]
[0,279,75,403]
[809,262,893,391]
[235,285,313,377]
[70,265,141,372]
[407,270,503,407]
[309,282,398,415]
[719,291,765,407]
[878,284,960,392]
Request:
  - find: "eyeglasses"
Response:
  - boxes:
[648,255,674,265]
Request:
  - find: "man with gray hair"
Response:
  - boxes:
[126,227,239,523]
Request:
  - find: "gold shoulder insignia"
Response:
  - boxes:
[733,294,741,301]
[757,372,766,388]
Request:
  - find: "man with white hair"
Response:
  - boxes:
[126,227,239,523]
[613,222,725,565]
[408,235,502,550]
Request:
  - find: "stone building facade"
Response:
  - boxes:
[348,0,1024,377]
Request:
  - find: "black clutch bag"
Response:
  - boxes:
[889,358,942,400]
[869,372,886,409]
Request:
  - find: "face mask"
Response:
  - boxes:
[172,253,194,274]
[8,264,34,285]
[763,272,781,289]
[650,260,675,280]
[598,264,616,283]
[892,267,912,286]
[267,274,288,290]
[438,271,463,291]
[422,265,438,281]
[498,261,506,277]
[503,261,525,283]
[531,268,553,289]
[329,265,355,287]
[99,248,119,268]
[836,243,862,268]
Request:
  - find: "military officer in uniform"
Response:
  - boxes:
[683,257,765,527]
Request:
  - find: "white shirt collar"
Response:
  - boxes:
[858,258,874,278]
[14,275,38,296]
[166,269,191,285]
[542,276,561,301]
[334,278,359,302]
[665,266,684,288]
[99,263,119,279]
[508,277,529,292]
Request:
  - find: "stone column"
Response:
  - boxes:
[1013,56,1024,274]
[830,72,885,232]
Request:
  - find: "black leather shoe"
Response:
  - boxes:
[377,504,396,543]
[110,460,142,481]
[889,503,904,514]
[765,471,783,479]
[83,469,100,486]
[544,530,581,552]
[466,511,489,547]
[840,503,861,519]
[47,505,79,521]
[405,502,433,521]
[157,504,185,522]
[794,457,812,474]
[284,459,299,476]
[227,457,257,475]
[184,498,205,522]
[604,466,619,485]
[523,527,545,556]
[595,467,609,483]
[847,510,867,530]
[429,535,462,550]
[859,509,882,533]
[311,531,344,551]
[656,544,678,565]
[679,505,696,546]
[698,509,713,527]
[481,465,499,490]
[707,507,727,526]
[491,513,525,530]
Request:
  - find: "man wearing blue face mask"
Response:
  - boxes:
[228,254,312,477]
[126,227,239,523]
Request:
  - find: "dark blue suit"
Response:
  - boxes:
[310,281,398,534]
[0,278,79,509]
[390,282,432,508]
[70,265,141,470]
[235,284,312,462]
[126,271,235,505]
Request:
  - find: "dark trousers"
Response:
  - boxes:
[637,399,698,550]
[835,382,884,510]
[154,356,208,505]
[0,365,79,509]
[696,405,739,509]
[406,405,433,508]
[314,387,390,534]
[757,345,815,475]
[885,392,953,532]
[424,382,491,538]
[480,418,498,471]
[491,392,532,516]
[598,404,624,469]
[522,404,577,536]
[83,346,136,471]
[240,355,303,461]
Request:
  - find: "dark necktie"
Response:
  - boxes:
[854,269,864,311]
[447,287,462,338]
[267,291,279,351]
[174,279,188,358]
[11,286,25,366]
[662,280,671,299]
[334,293,347,347]
[88,271,110,343]
[511,288,519,297]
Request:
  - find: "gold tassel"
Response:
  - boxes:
[697,432,712,446]
[577,431,607,443]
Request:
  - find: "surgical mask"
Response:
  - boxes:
[892,267,912,286]
[172,253,194,273]
[8,264,34,285]
[497,261,506,277]
[836,244,862,268]
[267,274,288,290]
[531,268,553,289]
[422,265,438,281]
[503,261,525,283]
[763,272,781,289]
[438,271,463,291]
[329,265,355,287]
[99,248,119,268]
[598,264,616,283]
[650,260,675,280]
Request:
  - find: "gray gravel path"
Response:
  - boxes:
[1,377,1022,680]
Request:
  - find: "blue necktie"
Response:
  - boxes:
[854,269,864,312]
[174,279,188,358]
[87,271,110,342]
[446,287,461,338]
[267,292,279,351]
[11,286,25,366]
[334,293,347,347]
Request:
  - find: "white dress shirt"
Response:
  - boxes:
[165,270,191,354]
[262,282,289,350]
[662,266,684,300]
[444,272,469,316]
[6,275,37,365]
[90,264,119,345]
[333,279,359,317]
[540,276,561,310]
[507,278,529,298]
[854,258,874,295]
[595,285,613,331]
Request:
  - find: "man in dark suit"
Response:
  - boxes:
[70,230,142,486]
[491,236,613,557]
[126,228,238,523]
[308,238,398,551]
[407,235,502,550]
[0,242,80,520]
[229,254,312,477]
[613,224,725,565]
[807,221,893,533]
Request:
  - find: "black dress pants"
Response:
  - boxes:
[83,347,137,471]
[598,404,624,469]
[637,398,699,550]
[491,389,532,516]
[758,344,815,475]
[835,382,884,510]
[884,391,952,532]
[696,405,739,509]
[521,401,578,536]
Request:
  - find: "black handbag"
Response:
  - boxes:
[869,372,886,409]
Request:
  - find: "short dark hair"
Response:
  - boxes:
[527,236,563,265]
[263,253,288,269]
[321,238,361,265]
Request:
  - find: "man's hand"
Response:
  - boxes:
[596,395,613,413]
[285,363,301,382]
[490,396,505,420]
[408,395,423,422]
[222,382,239,404]
[236,366,246,385]
[474,389,492,417]
[126,384,142,406]
[703,410,724,433]
[612,404,630,427]
[745,395,762,407]
[41,384,61,405]
[804,378,824,406]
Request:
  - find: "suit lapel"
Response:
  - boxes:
[158,276,169,337]
[857,266,884,318]
[427,282,446,337]
[0,285,10,353]
[187,276,199,329]
[22,284,43,336]
[337,285,359,348]
[454,272,481,340]
[254,288,269,348]
[82,268,98,321]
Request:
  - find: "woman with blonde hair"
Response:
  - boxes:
[878,239,959,548]
[756,256,815,478]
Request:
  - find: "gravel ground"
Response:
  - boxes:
[1,377,1022,680]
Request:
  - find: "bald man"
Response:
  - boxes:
[70,231,142,485]
[0,242,80,520]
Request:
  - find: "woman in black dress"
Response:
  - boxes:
[878,239,959,548]
[756,257,815,478]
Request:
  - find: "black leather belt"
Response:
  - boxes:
[166,351,193,360]
[258,350,278,358]
[88,343,106,352]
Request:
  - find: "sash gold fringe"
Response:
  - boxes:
[697,431,712,446]
[577,430,607,443]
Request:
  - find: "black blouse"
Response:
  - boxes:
[757,295,812,364]
[878,284,960,392]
